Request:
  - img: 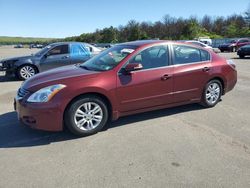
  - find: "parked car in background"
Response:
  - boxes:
[185,40,213,50]
[29,44,45,49]
[197,37,212,46]
[0,42,100,80]
[15,40,237,136]
[14,44,23,48]
[218,38,250,52]
[237,45,250,58]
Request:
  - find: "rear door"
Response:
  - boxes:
[40,44,70,71]
[171,44,212,103]
[116,45,174,112]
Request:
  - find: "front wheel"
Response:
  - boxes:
[64,96,109,136]
[16,65,37,80]
[201,80,222,108]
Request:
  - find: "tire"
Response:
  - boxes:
[16,65,38,80]
[239,55,245,59]
[231,47,236,52]
[64,95,109,136]
[201,80,222,108]
[220,49,224,53]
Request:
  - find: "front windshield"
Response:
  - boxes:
[80,45,137,71]
[34,45,52,56]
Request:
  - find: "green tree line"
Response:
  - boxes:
[65,13,250,43]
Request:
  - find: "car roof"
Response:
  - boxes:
[119,40,167,47]
[48,42,86,46]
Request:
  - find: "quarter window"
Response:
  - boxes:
[129,45,169,70]
[48,45,69,56]
[201,49,210,61]
[173,45,210,65]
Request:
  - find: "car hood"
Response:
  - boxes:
[1,55,34,62]
[22,65,100,91]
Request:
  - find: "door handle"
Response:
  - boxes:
[62,55,69,59]
[202,67,210,72]
[161,74,172,81]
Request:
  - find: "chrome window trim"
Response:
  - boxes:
[117,42,212,75]
[118,43,171,75]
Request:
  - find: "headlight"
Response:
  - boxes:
[27,84,66,103]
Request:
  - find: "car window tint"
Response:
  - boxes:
[173,45,202,65]
[48,45,68,56]
[239,39,249,43]
[70,44,91,57]
[129,45,169,70]
[201,49,210,61]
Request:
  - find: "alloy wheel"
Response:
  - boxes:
[205,82,221,105]
[74,102,103,131]
[20,66,36,79]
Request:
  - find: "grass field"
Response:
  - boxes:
[0,36,60,45]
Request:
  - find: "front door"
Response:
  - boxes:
[40,44,71,72]
[116,45,174,112]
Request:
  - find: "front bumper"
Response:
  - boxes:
[237,50,250,56]
[15,98,64,131]
[0,66,7,71]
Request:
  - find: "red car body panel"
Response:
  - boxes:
[15,41,237,132]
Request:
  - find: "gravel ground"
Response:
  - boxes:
[0,46,250,188]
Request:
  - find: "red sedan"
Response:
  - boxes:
[15,40,237,136]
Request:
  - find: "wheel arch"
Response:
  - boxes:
[16,63,39,73]
[208,76,225,95]
[63,92,113,125]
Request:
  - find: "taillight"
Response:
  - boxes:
[226,59,236,69]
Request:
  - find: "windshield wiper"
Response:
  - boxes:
[79,65,90,70]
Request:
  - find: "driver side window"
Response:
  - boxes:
[129,45,169,70]
[47,45,69,56]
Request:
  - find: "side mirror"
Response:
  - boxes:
[124,63,143,73]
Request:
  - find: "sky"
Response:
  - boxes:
[0,0,249,38]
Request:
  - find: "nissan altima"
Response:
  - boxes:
[15,40,237,136]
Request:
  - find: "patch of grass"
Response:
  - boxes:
[0,36,62,45]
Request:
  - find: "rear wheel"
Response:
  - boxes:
[201,80,222,108]
[16,65,37,80]
[64,96,109,136]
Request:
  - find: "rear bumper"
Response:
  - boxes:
[15,98,64,131]
[224,69,237,94]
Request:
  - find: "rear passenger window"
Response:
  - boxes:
[173,45,210,65]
